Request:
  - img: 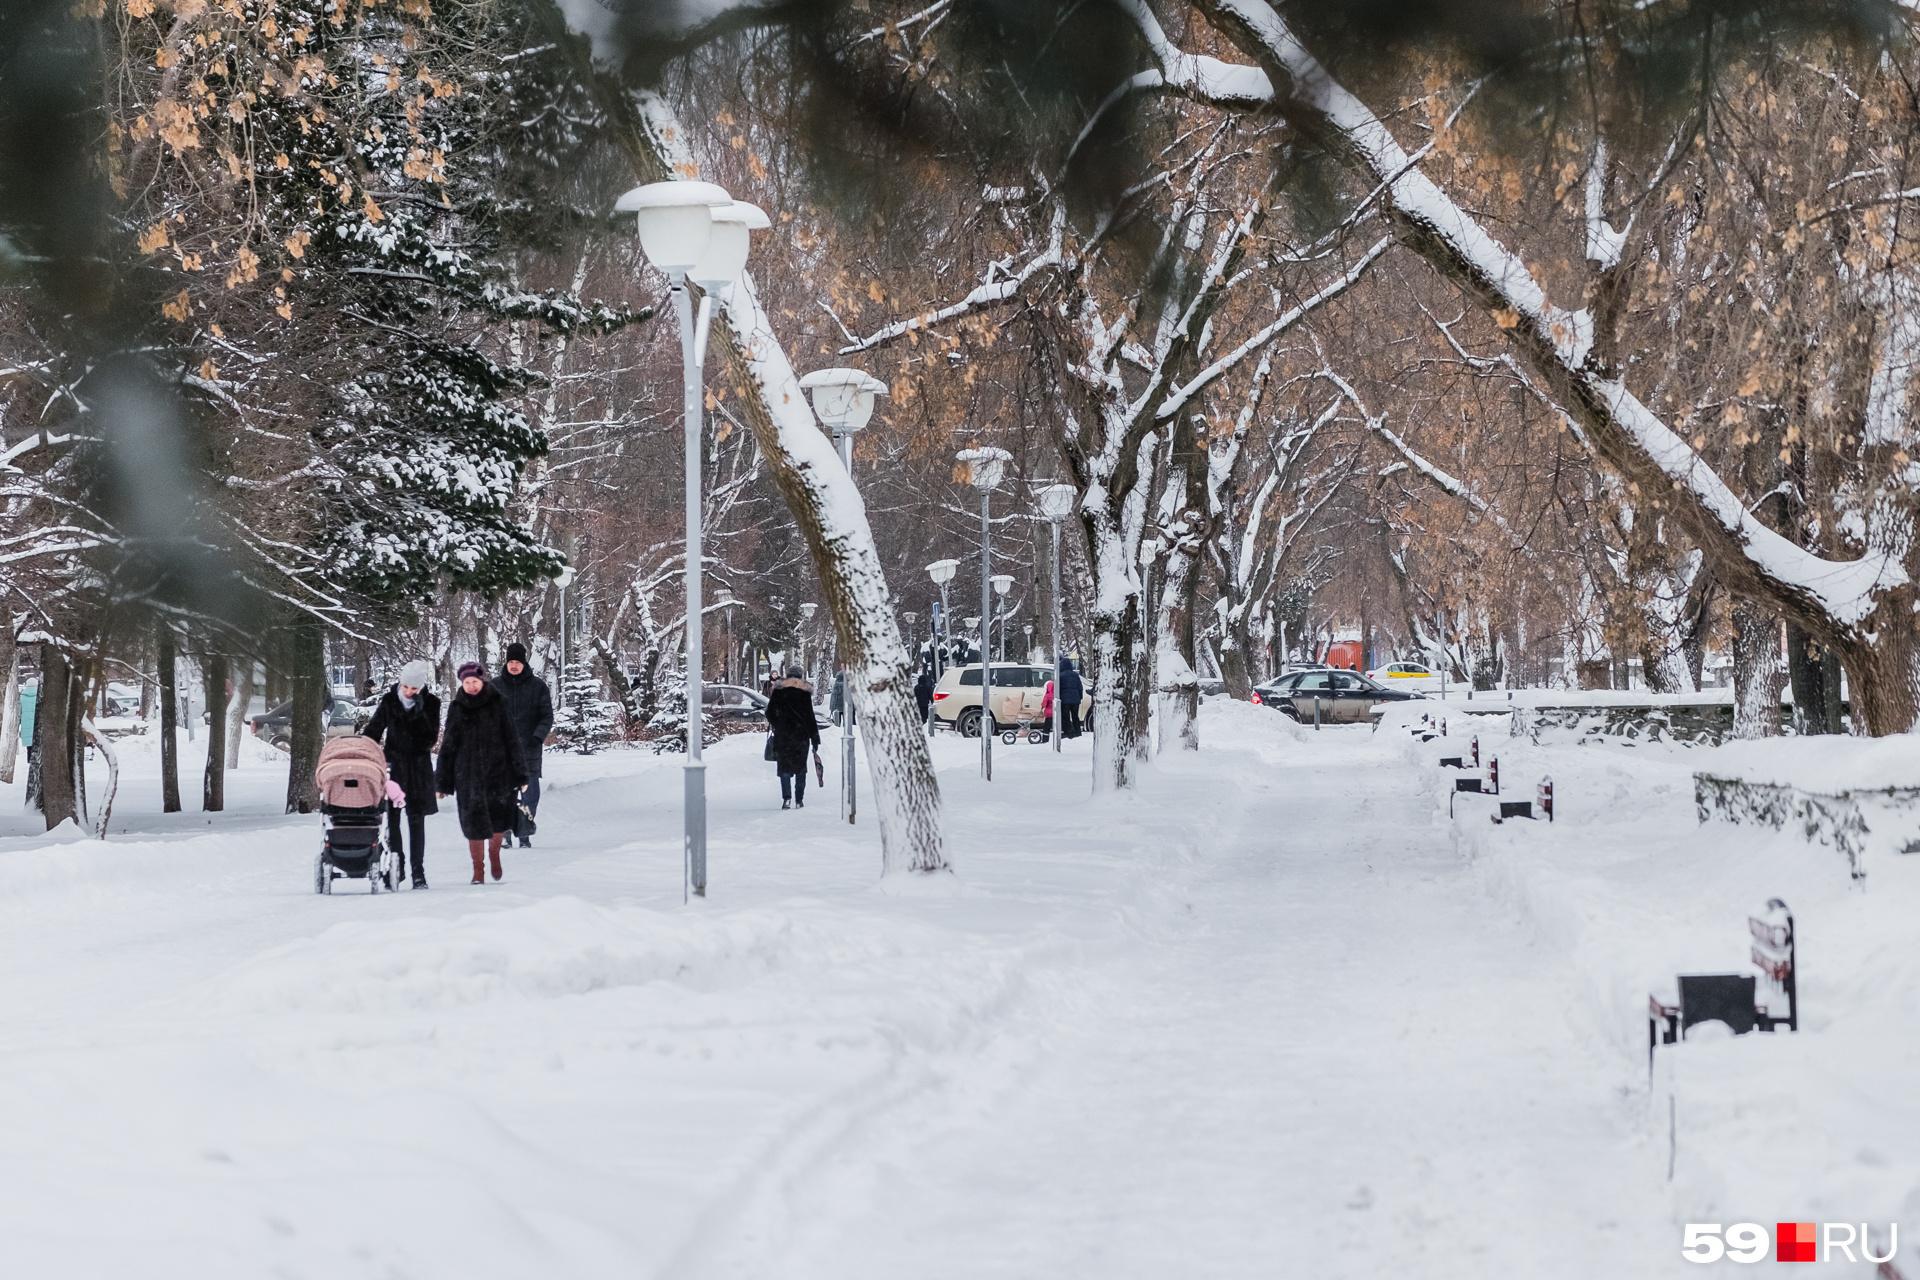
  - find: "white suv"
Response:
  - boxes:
[929,663,1091,736]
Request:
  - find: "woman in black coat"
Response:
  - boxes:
[360,659,440,889]
[765,666,820,809]
[434,662,528,883]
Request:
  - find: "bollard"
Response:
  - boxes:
[1538,776,1553,822]
[1314,696,1321,729]
[1489,756,1500,795]
[1440,716,1448,737]
[1470,734,1480,767]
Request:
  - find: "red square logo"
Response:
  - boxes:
[1777,1222,1817,1262]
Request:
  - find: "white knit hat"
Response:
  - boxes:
[398,659,433,689]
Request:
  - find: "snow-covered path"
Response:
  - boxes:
[0,707,1679,1277]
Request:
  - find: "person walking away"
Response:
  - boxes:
[914,663,934,724]
[1057,655,1085,739]
[828,664,846,727]
[360,660,440,889]
[435,662,528,883]
[496,643,553,848]
[766,666,820,809]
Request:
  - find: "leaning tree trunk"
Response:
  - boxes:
[1731,599,1784,739]
[1155,413,1207,752]
[158,625,180,813]
[203,652,226,812]
[285,618,324,814]
[540,16,948,875]
[0,601,18,785]
[38,645,77,831]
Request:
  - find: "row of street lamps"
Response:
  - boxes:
[618,178,1078,897]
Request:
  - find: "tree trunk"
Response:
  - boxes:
[539,17,948,874]
[203,652,227,811]
[1731,599,1784,739]
[225,658,251,770]
[158,626,180,813]
[38,646,76,830]
[285,617,324,814]
[0,601,18,785]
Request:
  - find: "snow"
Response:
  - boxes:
[1700,733,1920,794]
[4,706,1918,1276]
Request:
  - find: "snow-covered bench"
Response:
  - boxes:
[1648,900,1797,1076]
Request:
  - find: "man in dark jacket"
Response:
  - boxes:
[1057,655,1085,739]
[361,659,440,888]
[914,664,935,723]
[495,643,554,847]
[765,666,821,809]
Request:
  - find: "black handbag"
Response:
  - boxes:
[764,733,778,762]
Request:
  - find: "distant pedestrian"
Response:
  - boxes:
[360,660,439,889]
[915,664,935,722]
[496,643,553,848]
[435,662,528,884]
[828,664,847,726]
[1057,655,1085,739]
[766,666,820,809]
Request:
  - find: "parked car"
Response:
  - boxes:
[1365,660,1443,693]
[929,663,1092,737]
[1267,670,1425,723]
[701,683,769,723]
[251,696,363,751]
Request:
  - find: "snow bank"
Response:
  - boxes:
[1700,733,1920,793]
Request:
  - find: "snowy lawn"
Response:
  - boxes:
[0,704,1909,1276]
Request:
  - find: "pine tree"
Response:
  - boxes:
[552,663,619,754]
[645,670,720,755]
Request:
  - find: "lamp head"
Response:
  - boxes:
[964,616,981,630]
[957,446,1013,491]
[1037,482,1077,521]
[552,565,576,590]
[990,574,1014,597]
[799,602,817,621]
[690,200,769,294]
[904,611,918,624]
[925,558,959,585]
[798,368,889,434]
[615,181,732,277]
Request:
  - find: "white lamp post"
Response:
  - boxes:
[959,446,1011,779]
[990,574,1014,661]
[903,611,919,669]
[802,367,887,824]
[616,179,766,900]
[799,601,817,688]
[1022,623,1034,662]
[925,558,957,734]
[554,565,576,711]
[1036,482,1075,752]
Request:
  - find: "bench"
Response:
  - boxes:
[1648,899,1797,1076]
[1439,733,1478,770]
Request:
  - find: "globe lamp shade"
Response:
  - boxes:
[615,181,732,276]
[690,201,770,293]
[1037,483,1077,521]
[799,368,890,433]
[956,446,1013,491]
[925,558,959,585]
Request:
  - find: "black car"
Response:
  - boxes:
[251,696,365,750]
[1256,670,1424,723]
[701,683,770,723]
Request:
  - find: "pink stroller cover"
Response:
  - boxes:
[315,736,389,808]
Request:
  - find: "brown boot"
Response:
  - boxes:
[488,833,504,882]
[469,840,485,884]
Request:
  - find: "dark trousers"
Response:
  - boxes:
[779,771,808,803]
[386,807,426,879]
[1062,703,1083,739]
[514,777,540,840]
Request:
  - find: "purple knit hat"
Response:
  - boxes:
[457,661,486,682]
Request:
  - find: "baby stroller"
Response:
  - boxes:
[314,736,400,895]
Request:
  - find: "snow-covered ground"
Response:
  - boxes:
[0,704,1913,1277]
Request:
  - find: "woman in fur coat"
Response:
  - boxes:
[434,662,528,883]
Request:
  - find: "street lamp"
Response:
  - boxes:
[1023,623,1034,662]
[925,559,958,734]
[554,564,576,711]
[903,611,919,670]
[1037,482,1076,753]
[803,367,887,825]
[990,574,1014,661]
[799,601,817,687]
[717,588,735,686]
[959,445,1010,780]
[617,179,767,900]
